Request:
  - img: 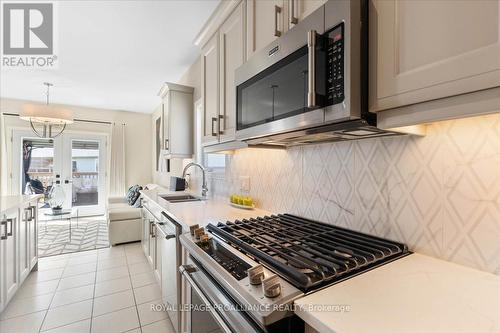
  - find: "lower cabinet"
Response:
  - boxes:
[159,219,181,333]
[1,207,20,309]
[0,198,39,313]
[154,225,162,283]
[141,208,150,256]
[28,203,37,270]
[141,199,181,333]
[19,204,31,282]
[148,221,155,267]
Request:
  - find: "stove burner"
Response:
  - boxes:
[208,214,410,292]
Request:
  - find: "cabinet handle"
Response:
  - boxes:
[307,30,317,108]
[164,139,169,150]
[211,117,217,136]
[290,0,298,24]
[24,206,34,222]
[218,115,224,135]
[0,220,7,240]
[274,5,282,37]
[149,220,154,237]
[6,218,14,237]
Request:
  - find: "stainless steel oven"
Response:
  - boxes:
[234,0,393,146]
[179,232,304,333]
[180,258,263,333]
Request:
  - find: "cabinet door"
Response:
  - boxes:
[141,209,149,256]
[160,231,178,333]
[287,0,326,30]
[371,0,500,112]
[28,204,38,270]
[201,33,220,146]
[148,222,155,267]
[162,97,170,153]
[219,2,245,143]
[1,209,19,304]
[154,225,161,283]
[246,0,285,59]
[18,205,30,281]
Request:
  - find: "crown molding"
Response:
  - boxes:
[193,0,241,47]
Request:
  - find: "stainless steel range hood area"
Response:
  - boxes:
[233,0,403,148]
[244,120,403,147]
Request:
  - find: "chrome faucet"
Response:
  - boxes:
[182,162,208,198]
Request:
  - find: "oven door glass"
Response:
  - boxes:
[236,43,326,131]
[182,263,262,333]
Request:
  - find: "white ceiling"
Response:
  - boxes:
[0,0,219,113]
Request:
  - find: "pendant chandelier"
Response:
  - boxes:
[20,82,73,138]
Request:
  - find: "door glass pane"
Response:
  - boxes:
[191,289,224,333]
[23,138,54,207]
[71,140,99,207]
[237,46,310,130]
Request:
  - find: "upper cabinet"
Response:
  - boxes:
[201,1,246,147]
[158,83,194,158]
[246,0,284,59]
[194,0,328,150]
[287,0,327,30]
[246,0,326,59]
[370,0,500,113]
[219,1,245,143]
[201,33,220,146]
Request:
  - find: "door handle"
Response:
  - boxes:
[218,114,224,134]
[307,30,317,108]
[290,0,298,24]
[6,218,14,237]
[274,5,282,37]
[0,220,7,240]
[211,117,217,136]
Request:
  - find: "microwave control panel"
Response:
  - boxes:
[326,23,344,104]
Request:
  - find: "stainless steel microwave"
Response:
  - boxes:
[235,0,396,146]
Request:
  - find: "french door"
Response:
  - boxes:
[12,130,108,217]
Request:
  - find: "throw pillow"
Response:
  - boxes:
[126,185,143,206]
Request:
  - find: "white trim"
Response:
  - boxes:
[193,0,242,47]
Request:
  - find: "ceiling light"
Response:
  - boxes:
[20,82,73,138]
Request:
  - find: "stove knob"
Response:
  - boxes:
[194,227,205,240]
[189,224,200,236]
[247,264,265,285]
[263,274,281,298]
[200,234,210,243]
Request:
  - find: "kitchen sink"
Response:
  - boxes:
[160,194,201,203]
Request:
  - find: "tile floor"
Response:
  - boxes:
[0,242,175,333]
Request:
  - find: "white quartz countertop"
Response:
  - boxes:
[0,195,42,215]
[140,189,270,230]
[294,253,500,333]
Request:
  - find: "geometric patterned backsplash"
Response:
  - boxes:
[200,113,500,275]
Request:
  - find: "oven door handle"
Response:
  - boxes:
[180,265,234,333]
[307,30,317,108]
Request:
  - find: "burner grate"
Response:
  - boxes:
[207,214,409,292]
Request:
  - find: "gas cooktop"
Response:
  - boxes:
[206,213,410,292]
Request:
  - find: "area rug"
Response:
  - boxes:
[38,216,110,257]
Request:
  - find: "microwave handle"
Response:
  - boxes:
[180,265,233,333]
[307,30,317,108]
